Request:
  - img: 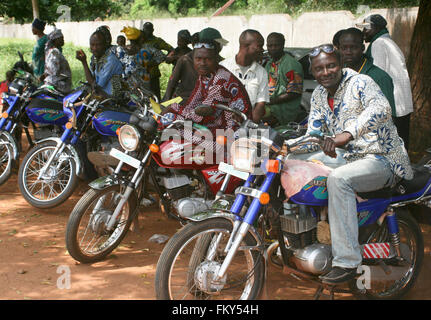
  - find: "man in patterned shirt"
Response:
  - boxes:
[301,44,413,285]
[162,28,252,154]
[264,32,304,131]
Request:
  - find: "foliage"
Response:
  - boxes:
[0,0,123,24]
[126,0,420,19]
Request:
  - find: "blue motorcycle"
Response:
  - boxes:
[17,82,155,209]
[0,52,76,186]
[155,111,426,300]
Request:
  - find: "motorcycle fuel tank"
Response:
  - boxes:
[92,110,132,136]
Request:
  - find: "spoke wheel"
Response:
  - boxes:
[18,141,78,208]
[65,185,137,263]
[0,136,14,186]
[155,218,265,300]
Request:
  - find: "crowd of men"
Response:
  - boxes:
[0,14,417,286]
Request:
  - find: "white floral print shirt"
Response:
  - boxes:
[303,68,413,180]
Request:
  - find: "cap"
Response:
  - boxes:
[121,26,141,40]
[356,14,387,30]
[199,27,229,46]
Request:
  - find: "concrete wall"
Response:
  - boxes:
[0,7,418,59]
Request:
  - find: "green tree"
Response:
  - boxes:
[0,0,122,23]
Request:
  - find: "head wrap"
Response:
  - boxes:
[32,18,46,32]
[121,26,141,40]
[46,29,63,49]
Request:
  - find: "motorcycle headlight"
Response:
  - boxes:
[118,124,141,152]
[230,137,259,173]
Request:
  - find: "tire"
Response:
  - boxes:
[17,141,78,209]
[350,209,424,300]
[65,185,137,263]
[0,135,14,186]
[155,218,265,300]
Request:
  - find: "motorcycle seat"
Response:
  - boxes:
[26,97,63,111]
[357,165,431,200]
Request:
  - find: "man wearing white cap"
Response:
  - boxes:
[357,14,414,150]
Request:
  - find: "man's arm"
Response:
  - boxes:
[76,50,95,86]
[163,57,185,101]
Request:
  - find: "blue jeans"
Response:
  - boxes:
[326,156,394,268]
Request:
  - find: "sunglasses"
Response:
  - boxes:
[308,44,335,57]
[193,42,215,49]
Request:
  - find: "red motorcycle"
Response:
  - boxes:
[65,97,246,263]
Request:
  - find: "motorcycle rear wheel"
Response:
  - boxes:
[65,185,137,263]
[155,218,265,300]
[0,136,14,186]
[18,141,78,208]
[350,209,424,299]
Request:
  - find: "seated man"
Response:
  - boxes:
[295,44,412,284]
[162,28,252,153]
[76,29,123,98]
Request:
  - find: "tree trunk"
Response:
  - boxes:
[407,0,431,158]
[32,0,39,19]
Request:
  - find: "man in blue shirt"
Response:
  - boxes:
[76,30,123,98]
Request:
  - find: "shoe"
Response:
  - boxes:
[319,266,357,285]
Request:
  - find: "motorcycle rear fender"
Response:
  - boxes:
[35,137,84,179]
[0,131,20,166]
[186,209,263,247]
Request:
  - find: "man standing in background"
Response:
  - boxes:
[31,18,48,79]
[264,32,304,131]
[220,29,269,123]
[358,14,414,150]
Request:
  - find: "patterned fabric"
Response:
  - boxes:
[297,68,413,181]
[90,48,123,97]
[165,65,252,152]
[110,45,137,79]
[134,44,166,89]
[142,36,173,78]
[265,53,303,125]
[44,47,72,94]
[32,35,48,77]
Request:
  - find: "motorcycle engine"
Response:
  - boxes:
[280,203,332,275]
[157,171,211,218]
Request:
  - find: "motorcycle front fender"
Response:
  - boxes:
[36,137,84,179]
[0,131,20,163]
[186,209,263,247]
[88,174,120,190]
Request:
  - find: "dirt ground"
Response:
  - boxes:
[1,165,431,301]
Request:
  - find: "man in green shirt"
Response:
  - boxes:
[263,32,304,131]
[338,28,396,116]
[31,18,48,79]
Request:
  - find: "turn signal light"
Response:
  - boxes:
[149,144,159,153]
[2,112,8,118]
[259,192,270,205]
[216,135,227,145]
[116,128,121,136]
[265,160,280,173]
[65,122,73,129]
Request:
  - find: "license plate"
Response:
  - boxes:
[218,162,249,180]
[109,148,141,169]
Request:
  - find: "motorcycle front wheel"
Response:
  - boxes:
[65,185,137,263]
[350,209,424,299]
[155,218,265,300]
[18,141,78,208]
[0,135,14,186]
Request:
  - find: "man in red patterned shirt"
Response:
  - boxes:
[162,28,252,153]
